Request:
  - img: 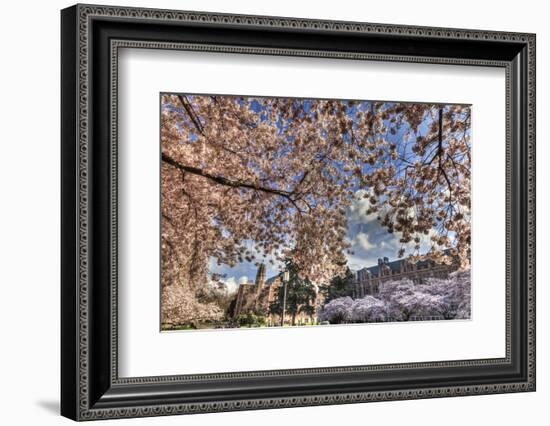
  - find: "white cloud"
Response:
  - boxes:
[346,189,378,225]
[380,238,399,250]
[346,190,442,260]
[352,232,375,251]
[223,277,239,294]
[214,275,257,296]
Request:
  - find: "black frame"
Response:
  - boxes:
[61,4,536,421]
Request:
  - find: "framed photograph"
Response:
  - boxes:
[61,4,536,421]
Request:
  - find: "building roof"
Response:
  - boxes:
[361,259,402,276]
[357,249,452,277]
[265,275,280,285]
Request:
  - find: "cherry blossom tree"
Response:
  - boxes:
[318,297,354,324]
[350,295,387,322]
[362,105,471,268]
[161,283,223,328]
[318,273,471,324]
[160,94,471,326]
[419,271,471,319]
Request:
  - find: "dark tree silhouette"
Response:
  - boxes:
[270,260,317,325]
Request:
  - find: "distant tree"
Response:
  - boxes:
[318,272,470,324]
[320,268,356,303]
[416,270,471,319]
[161,284,223,328]
[318,297,354,324]
[237,312,266,327]
[379,280,446,320]
[237,312,257,327]
[270,260,317,325]
[351,296,388,323]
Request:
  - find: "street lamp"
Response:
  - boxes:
[280,270,289,327]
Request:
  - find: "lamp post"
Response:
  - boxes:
[280,270,289,327]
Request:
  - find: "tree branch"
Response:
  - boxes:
[177,95,205,135]
[436,108,452,199]
[162,152,297,200]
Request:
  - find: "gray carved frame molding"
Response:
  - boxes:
[61,4,536,421]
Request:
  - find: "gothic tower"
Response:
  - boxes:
[255,263,266,294]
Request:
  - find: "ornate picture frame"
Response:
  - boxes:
[61,4,536,421]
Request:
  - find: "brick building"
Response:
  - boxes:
[232,264,320,325]
[353,254,459,298]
